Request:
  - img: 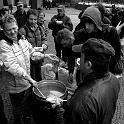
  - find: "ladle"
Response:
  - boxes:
[36,87,46,98]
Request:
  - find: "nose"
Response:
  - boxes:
[32,19,37,24]
[11,29,15,34]
[85,23,90,29]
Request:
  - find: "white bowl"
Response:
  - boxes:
[56,21,63,24]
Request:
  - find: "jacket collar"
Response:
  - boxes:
[77,71,110,88]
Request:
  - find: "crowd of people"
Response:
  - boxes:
[0,1,124,124]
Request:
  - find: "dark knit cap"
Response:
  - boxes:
[72,38,115,64]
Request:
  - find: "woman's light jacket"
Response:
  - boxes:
[0,33,42,93]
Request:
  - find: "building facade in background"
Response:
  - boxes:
[0,0,43,9]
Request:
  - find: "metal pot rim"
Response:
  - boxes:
[33,80,68,98]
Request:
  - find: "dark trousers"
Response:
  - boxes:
[9,88,32,124]
[0,96,8,124]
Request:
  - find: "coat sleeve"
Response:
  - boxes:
[48,15,57,30]
[54,105,66,124]
[63,16,73,31]
[72,96,99,124]
[73,28,86,45]
[0,40,28,78]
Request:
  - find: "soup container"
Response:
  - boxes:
[31,80,68,124]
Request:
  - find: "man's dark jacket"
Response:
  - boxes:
[54,72,120,124]
[48,14,73,37]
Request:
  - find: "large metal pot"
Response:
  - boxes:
[31,80,68,124]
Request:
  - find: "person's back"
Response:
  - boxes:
[68,72,120,124]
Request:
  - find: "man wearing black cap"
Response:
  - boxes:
[51,38,120,124]
[48,5,73,62]
[48,5,73,81]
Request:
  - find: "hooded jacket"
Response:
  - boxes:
[81,6,102,31]
[74,6,121,74]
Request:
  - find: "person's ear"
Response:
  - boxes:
[86,61,92,69]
